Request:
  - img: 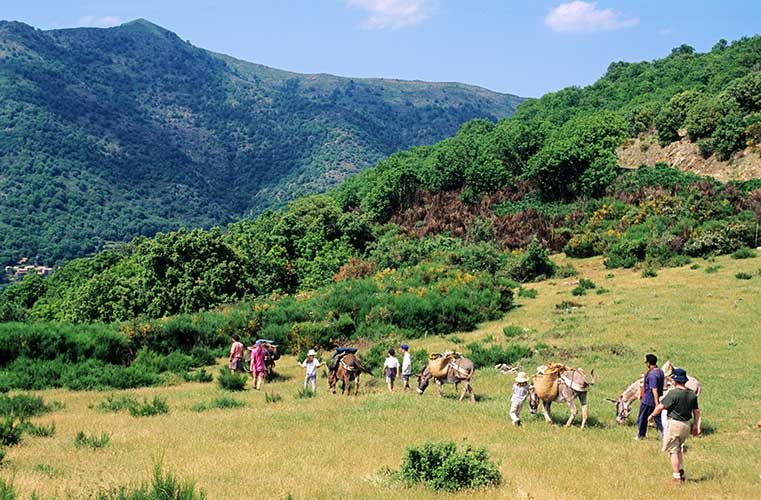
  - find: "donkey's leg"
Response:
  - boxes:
[579,392,589,429]
[565,399,578,427]
[542,401,553,424]
[436,380,443,398]
[468,381,476,404]
[459,381,466,401]
[354,374,360,396]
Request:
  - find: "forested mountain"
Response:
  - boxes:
[0,19,523,265]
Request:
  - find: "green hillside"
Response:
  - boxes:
[0,19,523,265]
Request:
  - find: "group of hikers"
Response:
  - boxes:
[230,335,700,484]
[508,352,701,485]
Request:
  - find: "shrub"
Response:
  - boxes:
[0,478,13,498]
[735,272,753,280]
[128,397,169,417]
[705,265,721,274]
[502,326,523,338]
[571,286,587,296]
[0,394,60,419]
[555,300,582,313]
[641,266,658,278]
[731,247,757,259]
[189,347,219,367]
[74,431,110,449]
[465,343,531,368]
[395,441,501,491]
[505,240,555,282]
[595,287,610,295]
[0,417,23,446]
[517,287,538,299]
[690,263,701,270]
[217,368,247,391]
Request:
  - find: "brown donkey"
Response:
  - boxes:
[328,354,372,395]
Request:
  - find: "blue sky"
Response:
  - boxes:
[4,1,760,97]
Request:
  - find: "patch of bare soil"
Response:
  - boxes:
[617,132,761,181]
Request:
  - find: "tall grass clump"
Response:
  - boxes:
[731,247,757,259]
[0,394,61,418]
[0,478,14,498]
[502,326,523,338]
[74,431,110,449]
[295,388,316,400]
[0,417,23,446]
[217,369,247,391]
[264,392,282,404]
[392,441,501,491]
[735,272,753,280]
[128,397,169,417]
[95,464,207,499]
[191,396,245,412]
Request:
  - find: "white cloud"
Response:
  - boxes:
[545,1,639,34]
[78,15,122,28]
[346,0,438,30]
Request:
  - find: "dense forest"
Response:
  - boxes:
[0,35,760,391]
[0,19,523,265]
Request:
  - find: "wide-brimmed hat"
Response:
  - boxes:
[515,372,529,383]
[671,368,688,384]
[307,349,317,356]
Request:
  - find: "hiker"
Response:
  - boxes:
[299,349,321,392]
[400,344,412,390]
[249,340,267,390]
[636,353,664,440]
[648,368,701,484]
[383,348,400,393]
[510,371,530,426]
[229,334,244,374]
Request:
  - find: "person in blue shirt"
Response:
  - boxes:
[636,353,665,440]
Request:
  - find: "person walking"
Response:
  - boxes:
[229,334,245,374]
[383,348,400,393]
[249,340,267,390]
[299,349,321,392]
[636,353,664,440]
[648,368,701,484]
[509,372,530,426]
[400,344,412,391]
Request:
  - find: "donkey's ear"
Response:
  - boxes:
[605,398,617,403]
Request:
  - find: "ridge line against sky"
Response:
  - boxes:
[4,1,761,97]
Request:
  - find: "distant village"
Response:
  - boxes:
[3,257,53,282]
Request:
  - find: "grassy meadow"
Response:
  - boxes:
[4,254,761,499]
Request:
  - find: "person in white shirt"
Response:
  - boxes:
[400,344,412,391]
[510,372,530,426]
[299,349,322,392]
[383,348,400,393]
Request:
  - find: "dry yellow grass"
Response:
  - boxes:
[4,255,761,499]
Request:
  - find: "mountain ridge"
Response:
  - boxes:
[0,19,524,265]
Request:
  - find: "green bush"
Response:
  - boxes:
[555,264,579,278]
[735,272,753,280]
[264,392,283,404]
[0,417,23,446]
[0,477,14,498]
[505,240,556,282]
[465,342,531,369]
[183,369,213,383]
[641,266,658,278]
[571,286,587,296]
[74,431,110,449]
[395,441,501,491]
[217,368,247,391]
[731,247,757,259]
[705,265,721,273]
[0,394,60,419]
[18,421,55,438]
[95,395,139,413]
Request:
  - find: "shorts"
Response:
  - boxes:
[386,375,396,384]
[662,419,691,454]
[402,374,411,382]
[229,358,243,372]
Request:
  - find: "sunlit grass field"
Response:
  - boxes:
[4,254,761,499]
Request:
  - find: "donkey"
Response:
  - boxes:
[328,353,372,395]
[529,368,595,428]
[417,357,476,403]
[608,363,702,424]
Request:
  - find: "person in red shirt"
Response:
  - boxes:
[228,334,244,374]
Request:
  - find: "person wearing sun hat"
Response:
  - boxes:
[299,349,322,393]
[648,368,701,484]
[400,344,412,391]
[510,371,530,426]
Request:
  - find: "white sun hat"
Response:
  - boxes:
[515,372,529,383]
[307,349,317,356]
